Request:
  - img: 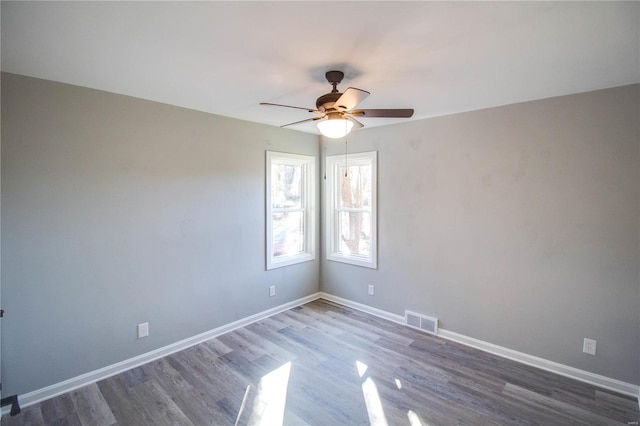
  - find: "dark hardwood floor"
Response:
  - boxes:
[3,299,639,425]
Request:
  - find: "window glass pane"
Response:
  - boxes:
[337,211,371,256]
[338,164,372,209]
[272,211,305,257]
[271,164,303,208]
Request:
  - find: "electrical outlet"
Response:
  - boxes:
[269,285,276,297]
[583,338,596,355]
[137,322,149,339]
[368,285,375,296]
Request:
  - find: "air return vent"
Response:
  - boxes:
[405,310,438,335]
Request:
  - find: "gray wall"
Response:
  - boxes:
[322,85,640,385]
[2,72,638,396]
[1,73,320,396]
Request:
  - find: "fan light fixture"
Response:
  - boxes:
[317,114,353,139]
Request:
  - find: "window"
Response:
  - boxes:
[325,151,377,268]
[266,151,315,269]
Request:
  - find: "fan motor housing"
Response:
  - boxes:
[316,92,342,111]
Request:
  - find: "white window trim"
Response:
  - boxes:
[325,151,377,269]
[266,151,315,270]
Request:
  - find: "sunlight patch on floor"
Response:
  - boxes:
[236,362,292,426]
[408,409,426,426]
[362,377,389,426]
[356,360,368,377]
[356,360,389,426]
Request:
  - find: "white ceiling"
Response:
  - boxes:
[2,1,639,135]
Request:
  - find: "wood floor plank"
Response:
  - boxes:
[3,404,45,426]
[69,383,116,426]
[232,327,294,364]
[166,349,247,406]
[48,412,82,426]
[312,304,416,346]
[97,376,156,425]
[551,387,635,423]
[3,298,638,425]
[245,321,327,365]
[285,362,368,425]
[144,357,234,426]
[596,388,640,414]
[39,394,75,423]
[128,379,194,426]
[139,358,193,399]
[201,337,233,358]
[503,382,629,425]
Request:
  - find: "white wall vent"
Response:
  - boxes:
[405,310,438,335]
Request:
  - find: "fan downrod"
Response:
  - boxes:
[325,70,344,93]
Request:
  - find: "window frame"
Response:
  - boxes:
[266,151,315,270]
[325,151,377,269]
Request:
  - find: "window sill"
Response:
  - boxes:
[267,253,315,270]
[326,253,377,269]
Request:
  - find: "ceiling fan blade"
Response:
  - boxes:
[350,108,414,118]
[345,115,364,129]
[260,102,319,113]
[334,87,370,111]
[280,116,323,128]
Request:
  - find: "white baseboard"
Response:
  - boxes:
[7,291,639,414]
[318,292,406,324]
[317,293,640,399]
[6,292,323,413]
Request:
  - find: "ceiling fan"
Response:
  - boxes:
[260,70,414,138]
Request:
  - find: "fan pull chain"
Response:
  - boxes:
[323,146,327,180]
[344,120,348,178]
